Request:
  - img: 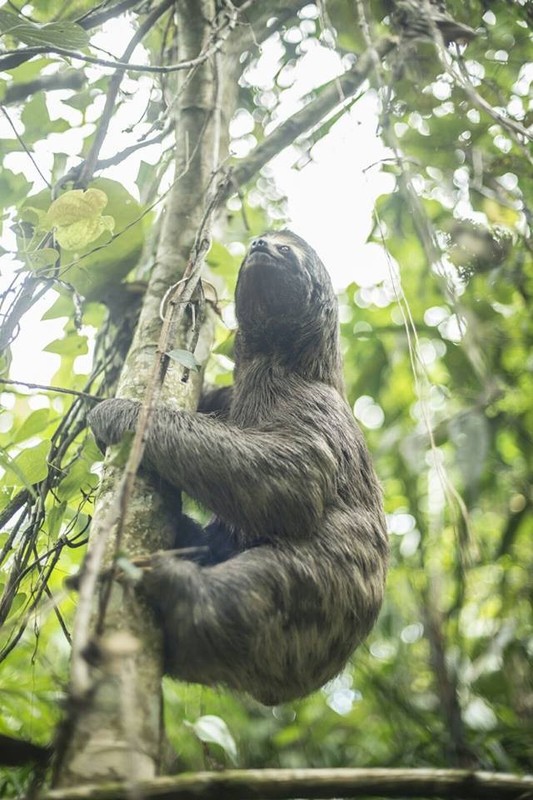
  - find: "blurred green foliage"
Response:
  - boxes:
[0,0,531,794]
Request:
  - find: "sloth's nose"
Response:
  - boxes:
[248,237,276,261]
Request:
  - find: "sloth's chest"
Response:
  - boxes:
[230,367,295,429]
[230,393,283,429]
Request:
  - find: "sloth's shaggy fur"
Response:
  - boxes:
[89,231,388,704]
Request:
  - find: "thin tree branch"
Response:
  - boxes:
[82,126,170,173]
[43,767,533,800]
[77,0,174,186]
[75,0,145,30]
[0,378,101,402]
[2,71,85,105]
[227,36,396,196]
[441,49,532,150]
[232,0,310,49]
[0,106,52,187]
[496,500,530,558]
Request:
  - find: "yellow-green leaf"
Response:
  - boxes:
[44,188,115,249]
[44,333,88,356]
[20,178,145,301]
[24,248,59,271]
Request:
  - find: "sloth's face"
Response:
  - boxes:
[235,231,319,328]
[244,232,310,272]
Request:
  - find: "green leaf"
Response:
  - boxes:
[12,409,51,443]
[45,189,108,228]
[187,715,238,764]
[57,457,97,501]
[44,188,114,249]
[0,138,25,154]
[20,206,45,226]
[0,11,89,48]
[9,592,27,617]
[212,332,235,358]
[0,451,32,492]
[23,248,59,271]
[45,502,66,539]
[20,92,50,136]
[41,293,76,320]
[0,168,32,210]
[0,9,26,34]
[3,440,50,486]
[167,349,201,371]
[44,333,88,356]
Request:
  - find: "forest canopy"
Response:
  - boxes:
[0,0,531,795]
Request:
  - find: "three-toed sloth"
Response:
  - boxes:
[88,231,388,705]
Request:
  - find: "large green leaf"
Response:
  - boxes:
[2,440,50,486]
[0,11,89,48]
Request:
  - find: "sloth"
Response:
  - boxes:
[88,230,388,705]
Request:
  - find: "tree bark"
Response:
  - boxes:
[54,1,229,785]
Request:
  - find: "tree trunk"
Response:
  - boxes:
[53,0,319,786]
[54,1,232,785]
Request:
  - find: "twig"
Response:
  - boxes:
[78,126,170,173]
[0,106,51,188]
[58,125,170,187]
[2,71,85,105]
[75,0,144,30]
[0,275,52,355]
[451,55,532,151]
[0,490,30,540]
[0,378,101,402]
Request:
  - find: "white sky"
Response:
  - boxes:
[255,36,394,288]
[273,107,394,289]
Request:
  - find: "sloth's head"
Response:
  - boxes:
[235,230,335,332]
[234,230,342,388]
